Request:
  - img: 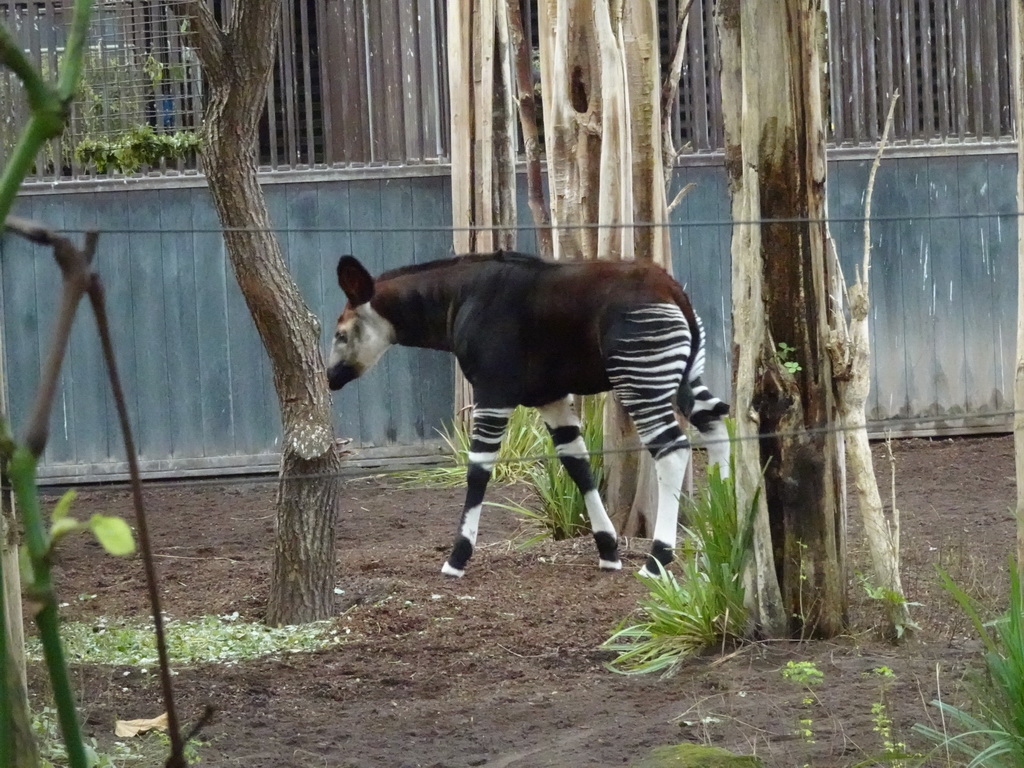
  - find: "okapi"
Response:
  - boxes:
[327,250,731,578]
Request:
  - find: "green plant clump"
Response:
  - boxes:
[398,405,547,488]
[601,438,755,676]
[75,124,201,174]
[491,394,605,542]
[913,561,1024,767]
[399,395,605,542]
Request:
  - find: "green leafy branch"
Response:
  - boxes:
[75,125,201,174]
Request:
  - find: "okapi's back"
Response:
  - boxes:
[485,256,698,337]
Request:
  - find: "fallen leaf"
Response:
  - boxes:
[115,712,169,737]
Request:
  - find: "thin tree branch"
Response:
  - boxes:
[86,272,189,767]
[55,0,95,102]
[860,91,899,289]
[4,217,95,456]
[174,0,226,75]
[3,216,193,767]
[666,181,695,215]
[0,25,50,101]
[660,0,695,182]
[3,217,98,768]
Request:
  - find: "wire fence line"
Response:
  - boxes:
[16,208,1024,236]
[15,407,1016,492]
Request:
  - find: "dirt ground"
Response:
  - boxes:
[31,435,1018,767]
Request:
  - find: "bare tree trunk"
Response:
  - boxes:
[828,95,909,638]
[617,0,672,535]
[448,0,518,418]
[506,0,553,259]
[1,469,36,766]
[1011,0,1024,589]
[536,0,683,537]
[537,0,600,261]
[182,0,342,626]
[717,0,845,638]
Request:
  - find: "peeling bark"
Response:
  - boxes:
[717,0,845,638]
[448,0,518,417]
[827,95,909,638]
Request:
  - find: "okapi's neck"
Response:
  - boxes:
[369,271,465,351]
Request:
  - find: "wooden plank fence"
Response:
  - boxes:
[1,152,1017,482]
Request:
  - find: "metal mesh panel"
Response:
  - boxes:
[0,0,202,181]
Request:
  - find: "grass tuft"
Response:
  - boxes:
[602,435,755,677]
[490,394,605,542]
[912,560,1024,767]
[394,406,547,488]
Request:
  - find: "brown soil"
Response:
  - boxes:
[31,435,1018,767]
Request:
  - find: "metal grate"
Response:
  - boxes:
[3,0,1017,183]
[0,0,202,180]
[828,0,1013,145]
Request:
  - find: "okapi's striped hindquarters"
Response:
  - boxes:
[327,251,731,578]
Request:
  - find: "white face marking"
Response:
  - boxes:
[327,303,395,380]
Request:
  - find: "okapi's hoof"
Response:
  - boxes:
[441,561,466,578]
[599,558,622,571]
[638,558,671,578]
[639,541,674,577]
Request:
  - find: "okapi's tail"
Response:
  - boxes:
[675,303,730,433]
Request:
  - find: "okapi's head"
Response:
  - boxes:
[327,256,395,391]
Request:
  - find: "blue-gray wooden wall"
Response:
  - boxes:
[0,152,1017,482]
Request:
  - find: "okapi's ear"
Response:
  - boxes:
[337,255,375,306]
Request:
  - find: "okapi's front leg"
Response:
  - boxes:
[441,405,512,577]
[537,396,621,570]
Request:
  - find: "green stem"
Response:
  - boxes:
[10,447,88,768]
[0,528,10,768]
[0,0,92,224]
[0,24,49,99]
[0,114,55,233]
[56,0,93,102]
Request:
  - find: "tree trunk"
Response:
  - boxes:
[537,0,600,262]
[448,0,518,418]
[183,0,342,626]
[506,0,553,260]
[827,95,909,638]
[717,0,846,638]
[2,469,37,766]
[1012,0,1024,589]
[0,287,34,761]
[536,0,682,537]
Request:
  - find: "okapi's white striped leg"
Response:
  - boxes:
[607,303,694,577]
[684,375,732,477]
[639,431,692,577]
[537,396,621,571]
[441,406,512,578]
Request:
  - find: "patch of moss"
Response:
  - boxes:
[632,743,764,768]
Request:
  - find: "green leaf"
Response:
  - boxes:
[50,516,83,541]
[87,514,135,556]
[19,544,33,584]
[51,489,78,521]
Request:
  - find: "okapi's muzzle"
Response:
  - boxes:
[327,362,358,391]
